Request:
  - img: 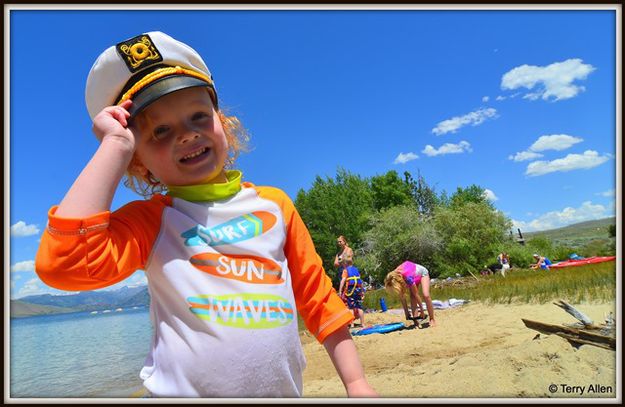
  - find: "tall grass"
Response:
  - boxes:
[363,262,616,309]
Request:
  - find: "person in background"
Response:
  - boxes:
[384,261,437,327]
[497,252,511,277]
[530,254,552,270]
[334,235,354,268]
[338,257,366,328]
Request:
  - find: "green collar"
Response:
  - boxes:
[167,170,242,202]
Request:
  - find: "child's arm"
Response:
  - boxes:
[36,101,163,291]
[338,274,346,298]
[323,326,378,397]
[55,101,136,218]
[413,290,425,316]
[400,296,411,320]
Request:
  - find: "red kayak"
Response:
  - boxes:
[550,256,616,269]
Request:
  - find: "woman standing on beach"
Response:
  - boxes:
[334,235,354,268]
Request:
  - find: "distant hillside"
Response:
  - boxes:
[10,300,76,318]
[524,217,616,249]
[118,288,151,308]
[11,285,150,318]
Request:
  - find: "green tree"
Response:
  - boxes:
[403,170,440,217]
[370,171,413,212]
[294,168,373,282]
[432,202,512,277]
[608,224,616,238]
[448,184,493,209]
[526,236,553,256]
[359,205,442,282]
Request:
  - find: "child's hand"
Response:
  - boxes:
[92,100,137,151]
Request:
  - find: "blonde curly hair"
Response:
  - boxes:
[384,270,407,297]
[124,108,250,198]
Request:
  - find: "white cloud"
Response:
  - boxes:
[596,189,615,198]
[127,274,148,287]
[11,221,40,237]
[103,272,148,291]
[422,141,472,157]
[483,189,498,202]
[510,134,584,162]
[16,278,46,298]
[11,260,35,272]
[501,58,595,101]
[431,108,498,136]
[508,151,544,162]
[529,134,583,152]
[512,201,614,232]
[496,95,506,101]
[393,152,419,164]
[482,96,490,103]
[525,150,611,176]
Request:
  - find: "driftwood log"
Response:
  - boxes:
[522,299,616,351]
[522,319,615,350]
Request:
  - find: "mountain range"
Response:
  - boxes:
[10,285,150,318]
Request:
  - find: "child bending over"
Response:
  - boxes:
[384,261,437,327]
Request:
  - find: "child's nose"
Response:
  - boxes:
[178,128,200,144]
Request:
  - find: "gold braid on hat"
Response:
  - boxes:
[117,66,213,105]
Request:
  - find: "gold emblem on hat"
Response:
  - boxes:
[116,34,163,72]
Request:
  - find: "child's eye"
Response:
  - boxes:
[191,112,210,121]
[152,126,170,140]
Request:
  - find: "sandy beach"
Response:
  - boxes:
[300,301,617,399]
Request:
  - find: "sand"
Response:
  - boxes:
[300,301,618,399]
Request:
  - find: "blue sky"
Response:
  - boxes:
[7,6,619,299]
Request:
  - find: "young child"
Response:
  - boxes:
[384,261,437,327]
[35,31,376,398]
[497,252,511,277]
[337,257,366,328]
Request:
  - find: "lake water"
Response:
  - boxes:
[9,307,153,398]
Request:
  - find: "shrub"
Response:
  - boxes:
[358,205,442,281]
[431,202,512,277]
[578,239,616,257]
[500,244,535,268]
[551,244,578,262]
[526,236,553,255]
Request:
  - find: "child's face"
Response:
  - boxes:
[132,87,228,186]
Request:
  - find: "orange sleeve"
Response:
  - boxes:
[35,195,170,291]
[254,186,353,343]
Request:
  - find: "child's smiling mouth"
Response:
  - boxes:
[180,147,210,164]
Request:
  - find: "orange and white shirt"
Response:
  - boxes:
[35,175,353,397]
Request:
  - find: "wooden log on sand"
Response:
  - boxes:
[552,299,600,329]
[521,319,615,350]
[522,300,615,350]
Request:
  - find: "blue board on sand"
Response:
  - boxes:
[352,322,405,336]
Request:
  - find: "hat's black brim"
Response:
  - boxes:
[128,75,217,117]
